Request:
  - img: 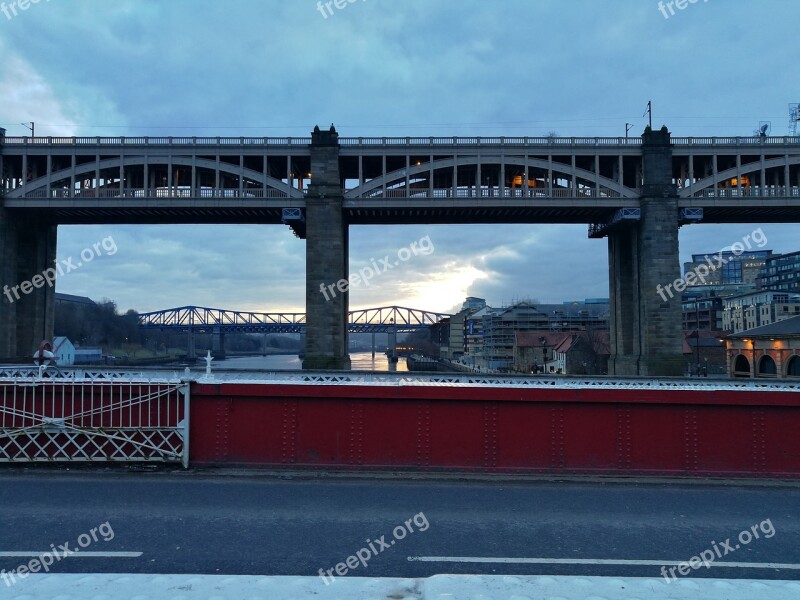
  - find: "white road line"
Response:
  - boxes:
[0,552,142,558]
[407,556,800,570]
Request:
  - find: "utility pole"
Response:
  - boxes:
[643,101,652,130]
[21,122,34,138]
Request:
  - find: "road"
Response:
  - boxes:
[1,470,799,584]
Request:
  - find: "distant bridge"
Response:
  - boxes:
[137,305,451,334]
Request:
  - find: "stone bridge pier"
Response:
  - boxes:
[302,126,351,370]
[607,127,684,376]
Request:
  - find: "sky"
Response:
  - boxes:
[1,0,798,315]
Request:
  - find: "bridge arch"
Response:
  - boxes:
[345,156,638,199]
[7,156,304,198]
[757,354,777,377]
[679,156,800,198]
[732,354,751,377]
[787,355,800,378]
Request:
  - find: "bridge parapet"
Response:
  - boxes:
[3,134,797,149]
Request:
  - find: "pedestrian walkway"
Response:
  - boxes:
[9,574,800,599]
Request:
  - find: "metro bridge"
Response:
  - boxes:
[2,125,800,373]
[138,305,450,359]
[138,305,450,334]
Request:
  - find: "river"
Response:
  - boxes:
[217,351,409,372]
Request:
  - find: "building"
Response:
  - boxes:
[684,250,772,288]
[722,290,800,333]
[55,293,96,307]
[439,298,487,360]
[757,250,800,292]
[682,293,724,331]
[514,330,610,375]
[74,347,103,365]
[464,305,497,367]
[52,336,76,366]
[725,316,800,379]
[464,300,609,371]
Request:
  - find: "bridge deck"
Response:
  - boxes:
[3,135,799,226]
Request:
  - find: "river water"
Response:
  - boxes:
[217,351,409,372]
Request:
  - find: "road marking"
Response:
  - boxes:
[0,552,142,558]
[407,556,800,570]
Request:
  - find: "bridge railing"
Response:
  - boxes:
[2,136,313,146]
[689,186,800,199]
[672,136,800,146]
[4,135,799,148]
[338,136,644,146]
[12,188,294,200]
[356,186,623,199]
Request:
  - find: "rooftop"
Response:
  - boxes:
[728,315,800,339]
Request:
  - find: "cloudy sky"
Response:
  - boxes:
[1,0,798,315]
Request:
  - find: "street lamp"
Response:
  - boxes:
[539,336,548,374]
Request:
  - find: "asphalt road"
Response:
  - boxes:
[1,470,799,583]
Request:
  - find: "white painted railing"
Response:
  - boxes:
[3,367,798,392]
[691,186,800,198]
[19,188,293,199]
[4,135,798,147]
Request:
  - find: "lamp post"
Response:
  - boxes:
[539,336,548,374]
[695,298,701,376]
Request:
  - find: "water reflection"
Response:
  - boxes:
[218,351,408,372]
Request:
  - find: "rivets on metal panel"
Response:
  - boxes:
[550,406,565,469]
[215,399,230,461]
[616,406,632,470]
[752,407,767,473]
[416,401,431,467]
[349,401,365,466]
[483,402,498,471]
[281,399,297,464]
[683,408,699,472]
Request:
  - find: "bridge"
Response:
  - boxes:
[137,305,449,359]
[138,305,450,333]
[2,125,800,373]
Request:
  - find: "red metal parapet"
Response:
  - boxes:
[189,381,800,477]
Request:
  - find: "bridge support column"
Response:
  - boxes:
[608,127,684,377]
[388,330,398,363]
[303,126,351,370]
[0,209,58,361]
[187,328,196,360]
[212,328,226,360]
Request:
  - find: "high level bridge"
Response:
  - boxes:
[2,126,800,373]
